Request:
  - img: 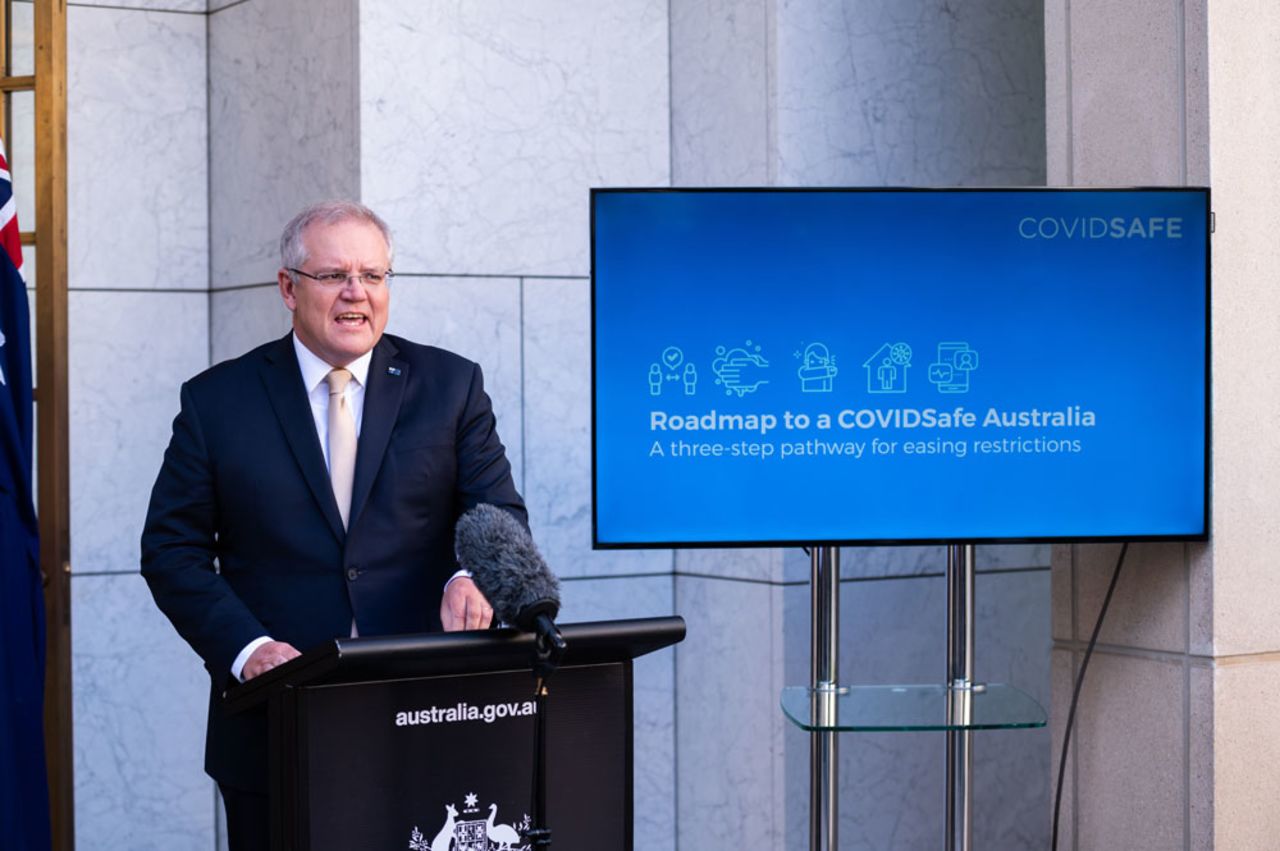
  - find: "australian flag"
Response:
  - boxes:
[0,138,50,849]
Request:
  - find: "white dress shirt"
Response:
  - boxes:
[230,335,467,681]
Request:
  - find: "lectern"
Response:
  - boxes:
[225,617,685,851]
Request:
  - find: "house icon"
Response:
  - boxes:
[863,342,912,394]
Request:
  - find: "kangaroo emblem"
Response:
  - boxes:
[430,803,458,851]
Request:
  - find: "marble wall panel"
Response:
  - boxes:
[9,1,32,75]
[523,277,673,577]
[1189,540,1212,656]
[358,0,669,277]
[68,5,208,290]
[209,0,359,289]
[1205,0,1280,657]
[676,575,785,850]
[669,0,771,185]
[676,546,786,583]
[980,544,1051,570]
[1074,653,1184,850]
[973,570,1051,849]
[1048,648,1075,851]
[74,0,206,12]
[1189,663,1212,851]
[73,573,213,851]
[383,276,524,490]
[773,0,1045,187]
[1069,0,1183,185]
[1212,659,1280,849]
[70,291,209,574]
[1050,544,1072,642]
[8,5,34,228]
[558,575,676,851]
[1074,542,1187,654]
[209,284,292,365]
[832,546,947,582]
[1183,0,1209,185]
[1043,0,1070,184]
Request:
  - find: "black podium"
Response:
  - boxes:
[224,617,684,851]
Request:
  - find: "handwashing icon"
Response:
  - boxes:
[713,342,770,397]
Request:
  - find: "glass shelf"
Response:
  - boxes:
[780,683,1046,732]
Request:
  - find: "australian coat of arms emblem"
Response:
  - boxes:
[408,793,532,851]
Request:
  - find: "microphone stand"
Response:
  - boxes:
[523,612,566,850]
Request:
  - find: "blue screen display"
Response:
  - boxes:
[592,189,1209,546]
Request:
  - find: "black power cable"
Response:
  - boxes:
[1051,541,1130,851]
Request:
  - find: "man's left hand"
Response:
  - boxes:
[440,576,495,631]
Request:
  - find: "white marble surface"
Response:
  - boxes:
[1069,0,1184,186]
[358,0,669,277]
[1043,0,1070,184]
[669,0,771,185]
[9,1,32,76]
[68,5,208,289]
[209,0,359,289]
[559,575,676,851]
[384,276,524,490]
[523,277,673,576]
[70,291,209,573]
[8,4,34,228]
[773,0,1045,186]
[1074,653,1184,849]
[1205,2,1280,658]
[209,284,292,364]
[1074,542,1188,654]
[676,546,786,583]
[676,576,786,849]
[73,573,214,851]
[1184,0,1209,185]
[75,0,207,11]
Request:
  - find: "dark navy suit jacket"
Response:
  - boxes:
[141,332,526,791]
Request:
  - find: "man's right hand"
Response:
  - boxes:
[242,640,301,681]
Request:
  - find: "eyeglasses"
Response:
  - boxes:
[288,268,394,287]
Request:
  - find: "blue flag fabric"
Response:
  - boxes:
[0,142,50,849]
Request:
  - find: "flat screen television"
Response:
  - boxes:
[591,188,1210,547]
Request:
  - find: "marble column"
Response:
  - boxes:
[56,2,213,848]
[1043,1,1280,847]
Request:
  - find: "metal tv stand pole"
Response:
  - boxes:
[808,545,842,851]
[945,543,979,851]
[805,543,980,851]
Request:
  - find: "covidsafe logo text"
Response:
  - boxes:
[1018,216,1184,239]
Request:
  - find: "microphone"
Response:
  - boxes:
[454,504,566,655]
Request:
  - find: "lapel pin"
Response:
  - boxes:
[387,366,402,376]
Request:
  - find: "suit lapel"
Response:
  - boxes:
[350,336,408,529]
[259,334,347,543]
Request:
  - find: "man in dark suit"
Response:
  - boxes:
[141,200,525,850]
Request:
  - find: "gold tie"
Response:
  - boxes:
[325,368,356,529]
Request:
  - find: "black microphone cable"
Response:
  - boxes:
[1051,541,1129,851]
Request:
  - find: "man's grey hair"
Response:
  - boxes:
[280,200,394,274]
